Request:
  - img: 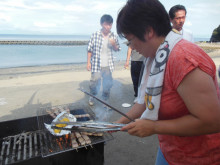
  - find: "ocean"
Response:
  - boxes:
[0,34,209,69]
[0,34,128,69]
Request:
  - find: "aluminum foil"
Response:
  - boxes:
[44,111,76,136]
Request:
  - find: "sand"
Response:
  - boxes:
[0,48,220,165]
[0,60,159,165]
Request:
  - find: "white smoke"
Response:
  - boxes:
[92,104,113,122]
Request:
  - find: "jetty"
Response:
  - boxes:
[0,40,89,46]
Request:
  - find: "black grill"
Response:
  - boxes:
[0,103,112,165]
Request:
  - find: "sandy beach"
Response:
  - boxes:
[0,60,160,164]
[0,46,220,165]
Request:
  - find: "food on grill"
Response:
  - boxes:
[53,108,60,116]
[46,109,98,135]
[70,133,79,149]
[65,108,70,114]
[74,114,90,118]
[55,117,70,127]
[83,132,104,136]
[58,106,65,113]
[45,108,107,138]
[75,132,87,146]
[81,133,92,145]
[44,111,76,136]
[46,109,56,118]
[0,105,113,165]
[54,129,61,133]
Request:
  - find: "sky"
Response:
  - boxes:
[0,0,219,38]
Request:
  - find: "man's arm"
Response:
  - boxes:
[87,52,92,71]
[124,47,132,69]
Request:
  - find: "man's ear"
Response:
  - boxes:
[144,27,154,40]
[148,28,154,39]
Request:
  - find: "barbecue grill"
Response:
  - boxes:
[0,103,113,165]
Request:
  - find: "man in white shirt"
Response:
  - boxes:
[169,5,193,42]
[87,14,120,106]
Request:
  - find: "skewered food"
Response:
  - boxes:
[70,133,79,149]
[82,132,104,136]
[46,109,56,118]
[74,114,90,118]
[81,133,91,145]
[74,132,86,146]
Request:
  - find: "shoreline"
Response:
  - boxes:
[1,46,220,70]
[0,61,127,80]
[0,44,219,81]
[0,42,219,72]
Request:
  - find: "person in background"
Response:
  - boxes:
[124,46,145,103]
[87,14,120,106]
[116,0,220,164]
[169,4,194,42]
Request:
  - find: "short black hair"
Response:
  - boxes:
[116,0,171,41]
[169,5,187,20]
[100,14,113,24]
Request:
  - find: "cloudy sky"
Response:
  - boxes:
[0,0,219,38]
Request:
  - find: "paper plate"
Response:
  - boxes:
[122,103,131,108]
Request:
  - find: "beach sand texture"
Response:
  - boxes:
[0,46,219,165]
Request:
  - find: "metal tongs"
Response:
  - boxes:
[79,88,135,122]
[51,121,126,132]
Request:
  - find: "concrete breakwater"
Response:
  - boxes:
[0,40,89,45]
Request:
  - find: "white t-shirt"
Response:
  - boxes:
[101,37,111,67]
[180,29,194,42]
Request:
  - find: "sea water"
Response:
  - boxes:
[0,34,209,69]
[0,34,128,69]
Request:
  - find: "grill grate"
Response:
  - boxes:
[37,104,113,157]
[0,104,113,165]
[0,131,42,165]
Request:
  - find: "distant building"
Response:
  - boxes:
[210,25,220,42]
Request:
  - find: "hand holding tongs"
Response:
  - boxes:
[51,121,126,132]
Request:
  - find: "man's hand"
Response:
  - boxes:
[124,62,129,69]
[87,62,91,71]
[109,38,119,51]
[87,52,92,71]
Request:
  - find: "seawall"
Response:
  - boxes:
[0,40,89,45]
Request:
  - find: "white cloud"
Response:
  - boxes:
[0,0,219,37]
[0,0,127,34]
[64,4,87,12]
[184,21,192,27]
[34,22,57,28]
[186,1,220,37]
[0,13,11,22]
[33,2,63,10]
